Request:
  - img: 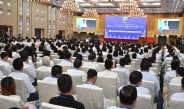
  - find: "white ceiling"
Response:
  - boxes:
[50,0,184,13]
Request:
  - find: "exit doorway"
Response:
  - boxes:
[0,25,13,39]
[35,28,44,38]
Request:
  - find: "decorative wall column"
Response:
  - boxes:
[18,0,23,37]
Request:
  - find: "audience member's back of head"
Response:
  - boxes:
[140,60,150,71]
[88,53,96,61]
[119,85,137,106]
[132,53,137,59]
[87,69,97,79]
[113,50,118,57]
[105,59,113,70]
[1,52,9,59]
[76,54,83,61]
[65,52,71,59]
[125,57,131,65]
[176,67,184,77]
[57,74,73,93]
[120,58,126,67]
[42,56,50,66]
[74,59,82,68]
[171,59,180,70]
[13,58,23,71]
[52,65,63,77]
[43,50,51,56]
[20,51,28,61]
[97,56,104,63]
[107,54,113,60]
[73,51,78,57]
[129,71,142,85]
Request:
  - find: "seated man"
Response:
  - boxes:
[119,71,150,95]
[170,67,184,84]
[107,85,137,109]
[164,59,180,86]
[12,45,20,59]
[20,51,36,86]
[60,52,73,66]
[83,53,102,72]
[113,58,130,85]
[67,59,86,83]
[43,65,63,83]
[49,74,85,109]
[0,52,11,74]
[98,59,121,89]
[170,77,184,99]
[9,58,39,101]
[82,69,108,109]
[37,56,52,71]
[140,60,160,95]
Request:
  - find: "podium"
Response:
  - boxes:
[138,37,146,44]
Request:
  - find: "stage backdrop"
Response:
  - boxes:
[105,16,146,42]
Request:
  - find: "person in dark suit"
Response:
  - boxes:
[49,74,85,109]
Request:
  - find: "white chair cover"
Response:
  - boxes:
[53,59,63,64]
[136,94,152,109]
[96,75,117,106]
[97,63,105,71]
[51,55,60,60]
[81,66,97,74]
[0,65,8,76]
[36,69,51,80]
[41,102,75,109]
[68,74,83,95]
[131,61,136,71]
[0,95,24,109]
[58,64,73,72]
[168,83,181,103]
[132,59,140,70]
[124,65,132,73]
[170,98,184,109]
[36,62,42,68]
[111,69,126,86]
[37,80,59,103]
[7,58,13,65]
[141,80,155,105]
[76,85,103,109]
[36,57,42,62]
[14,78,27,103]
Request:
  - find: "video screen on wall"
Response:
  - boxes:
[75,17,96,32]
[105,16,146,40]
[157,19,180,34]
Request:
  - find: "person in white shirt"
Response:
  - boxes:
[39,50,54,67]
[67,59,86,83]
[113,58,130,85]
[82,69,108,109]
[170,67,184,84]
[164,60,180,86]
[12,45,20,59]
[0,52,11,75]
[9,58,39,102]
[140,60,160,95]
[170,77,184,99]
[37,56,52,71]
[60,52,73,66]
[20,51,37,86]
[98,59,121,89]
[107,85,137,109]
[83,53,102,72]
[43,65,63,83]
[119,71,150,95]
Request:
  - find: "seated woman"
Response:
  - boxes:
[1,77,36,109]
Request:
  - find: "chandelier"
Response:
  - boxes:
[26,0,50,2]
[129,8,145,17]
[117,0,138,12]
[82,9,99,18]
[60,0,81,12]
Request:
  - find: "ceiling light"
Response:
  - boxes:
[60,0,81,12]
[98,3,114,6]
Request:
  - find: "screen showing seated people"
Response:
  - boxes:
[75,17,96,32]
[105,16,146,40]
[157,19,180,34]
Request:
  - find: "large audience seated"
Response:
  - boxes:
[0,37,184,109]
